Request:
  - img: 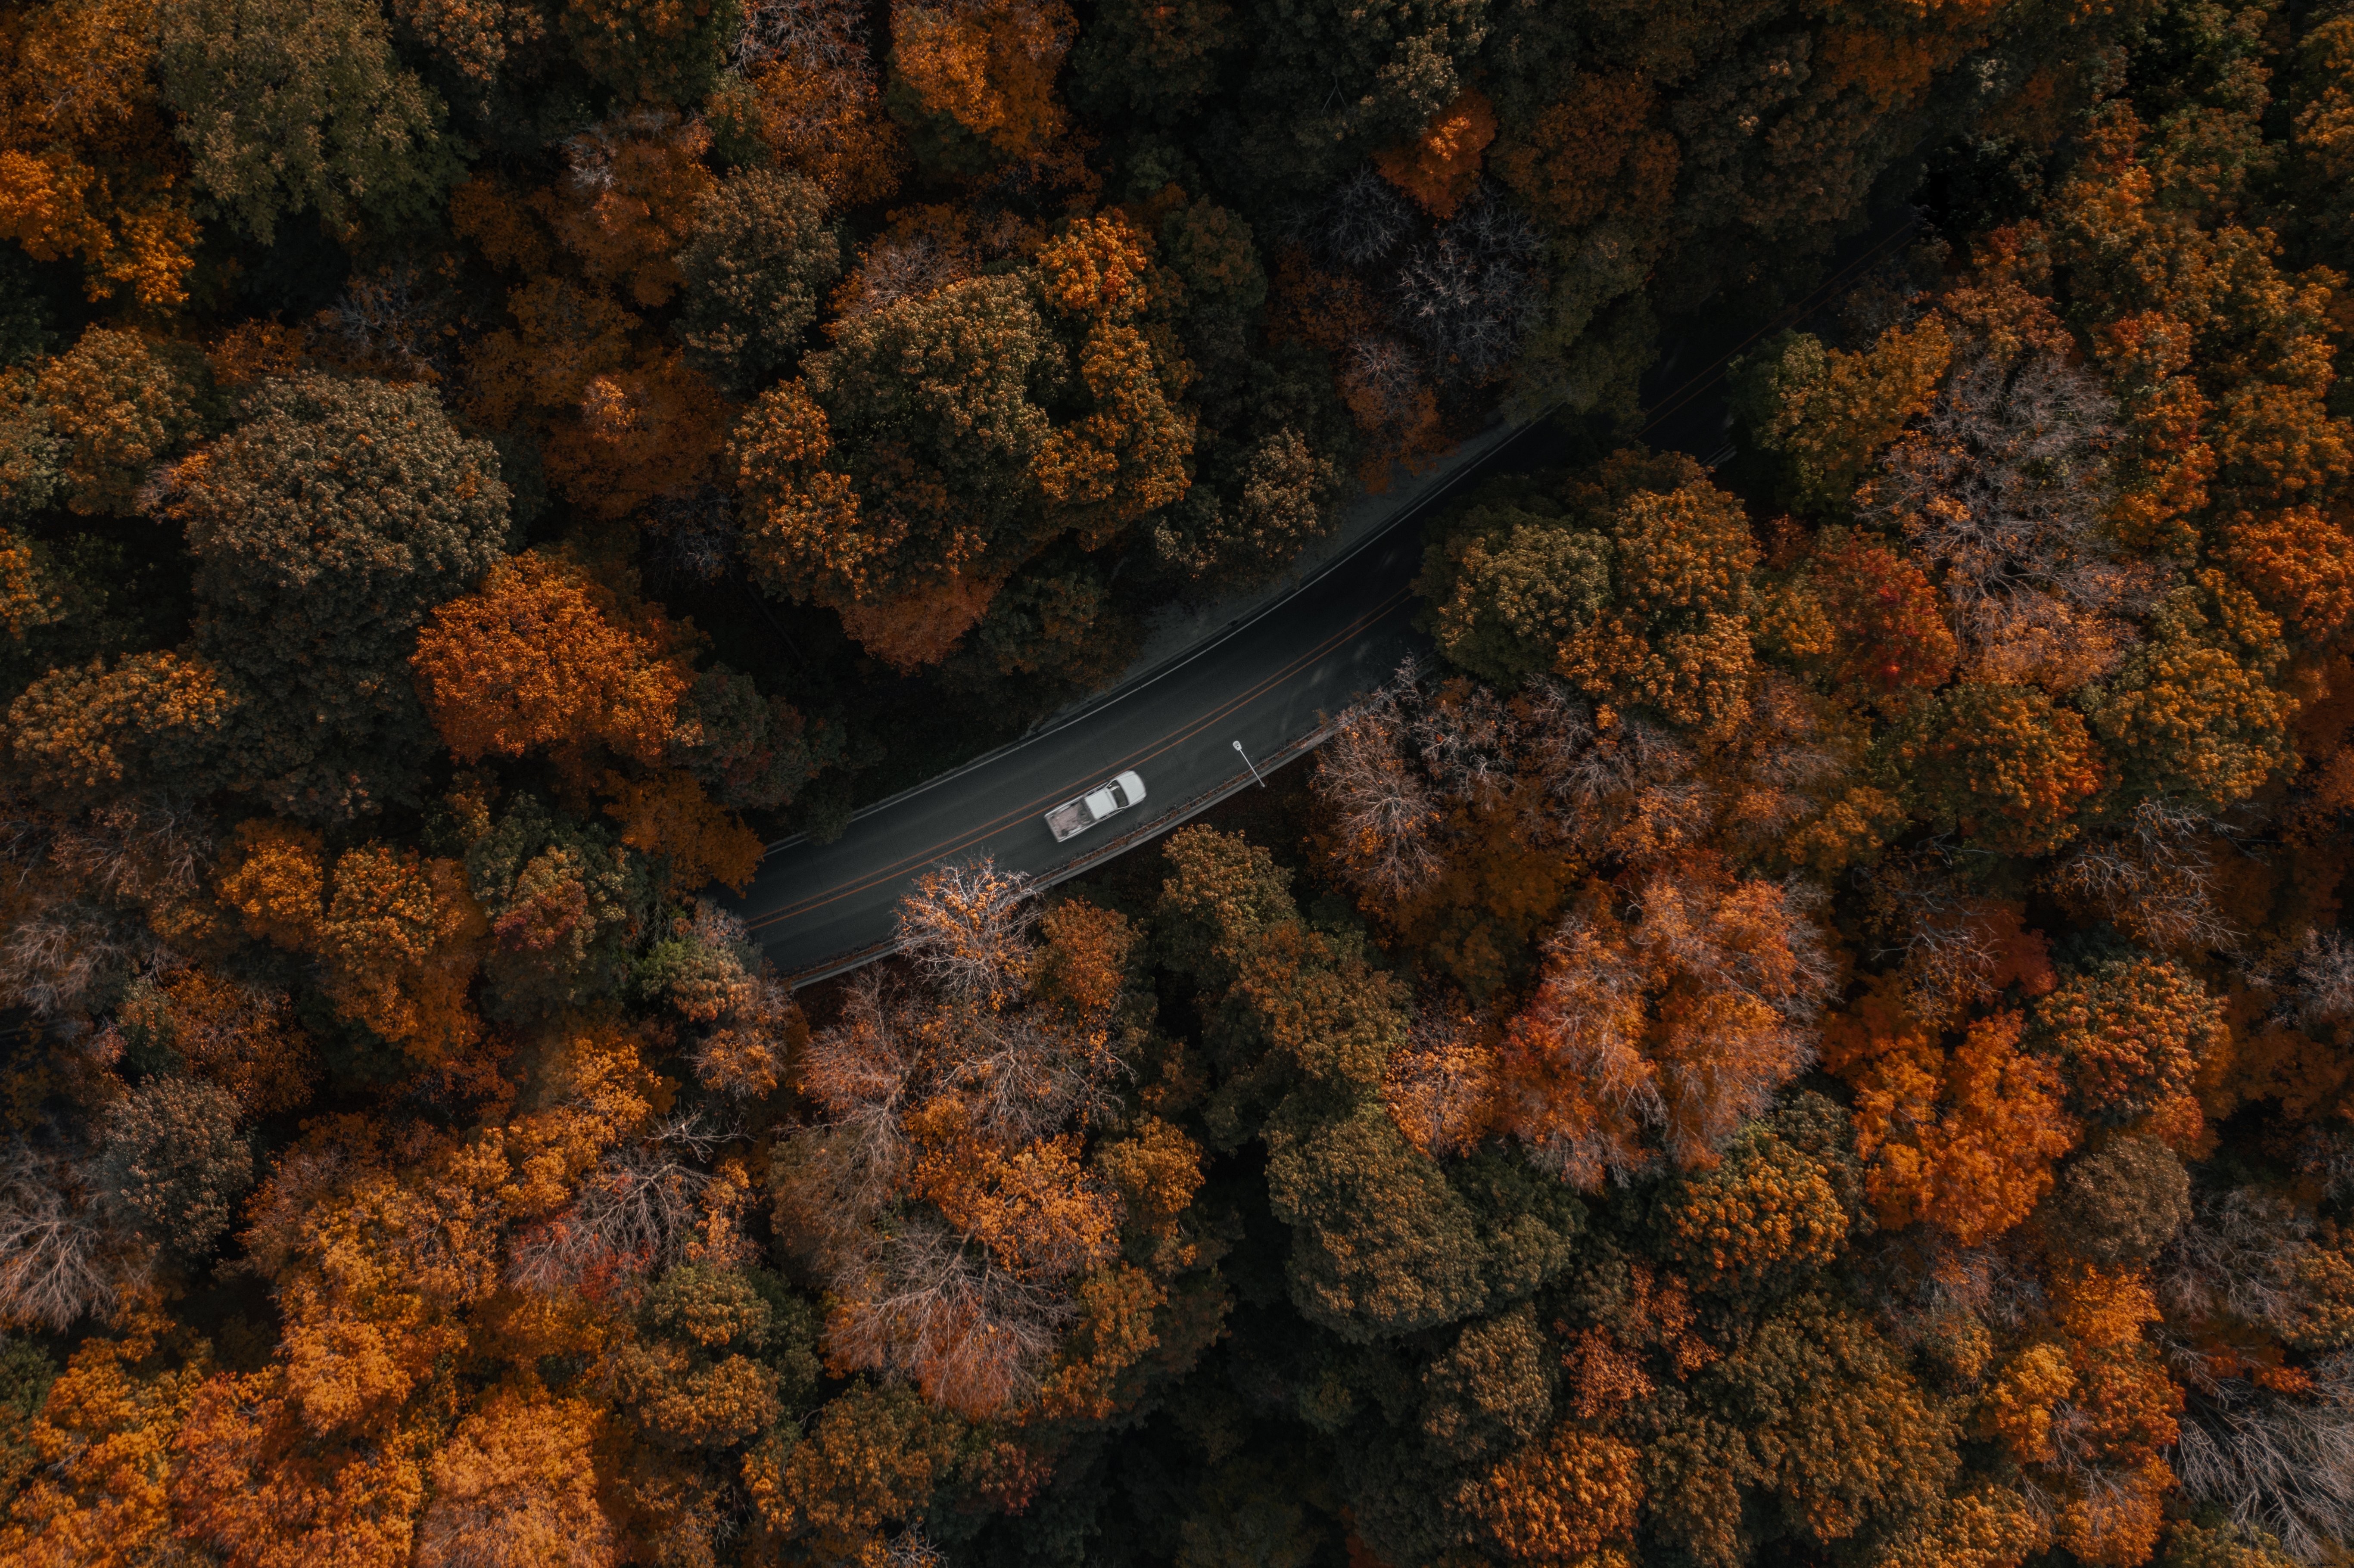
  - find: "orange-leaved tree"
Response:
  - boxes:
[1486,864,1835,1187]
[412,551,765,890]
[215,822,489,1062]
[0,0,199,309]
[1822,977,2079,1246]
[773,860,1175,1421]
[413,551,691,772]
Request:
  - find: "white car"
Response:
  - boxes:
[1045,770,1147,843]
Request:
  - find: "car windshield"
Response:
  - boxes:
[1107,781,1128,809]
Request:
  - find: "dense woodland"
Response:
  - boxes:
[0,0,2351,1565]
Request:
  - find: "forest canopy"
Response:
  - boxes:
[0,0,2352,1566]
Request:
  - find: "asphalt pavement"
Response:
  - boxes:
[729,454,1471,980]
[730,215,1924,980]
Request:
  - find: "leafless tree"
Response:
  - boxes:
[1867,341,2148,684]
[1341,336,1427,432]
[801,969,922,1120]
[1318,167,1415,267]
[2174,1354,2354,1562]
[560,109,678,198]
[838,234,968,322]
[2050,798,2237,954]
[1317,663,1722,901]
[883,1528,946,1568]
[1314,673,1442,902]
[1871,1235,2049,1345]
[0,904,143,1019]
[1491,864,1833,1182]
[736,0,866,68]
[316,267,448,383]
[783,937,1124,1241]
[1865,850,2027,1019]
[1383,992,1496,1158]
[1657,867,1835,1020]
[416,1456,619,1568]
[1517,685,1706,857]
[2043,1463,2167,1560]
[1392,185,1545,381]
[2278,929,2354,1035]
[825,1213,1069,1417]
[782,861,1134,1412]
[0,796,209,1019]
[48,797,214,907]
[2295,1124,2354,1204]
[1326,665,1536,831]
[793,962,1116,1357]
[2158,1186,2314,1339]
[0,1144,120,1331]
[1719,673,1854,852]
[1512,918,1665,1190]
[1406,678,1520,808]
[772,1119,908,1271]
[508,1115,722,1293]
[1641,872,1834,1170]
[945,1008,1121,1144]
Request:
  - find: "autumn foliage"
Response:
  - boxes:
[2,2,2352,1566]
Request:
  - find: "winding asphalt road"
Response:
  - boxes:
[732,216,1923,981]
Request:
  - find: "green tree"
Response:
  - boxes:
[1159,197,1266,370]
[0,371,59,520]
[1153,823,1298,992]
[606,1263,820,1450]
[162,373,511,818]
[1895,683,2108,856]
[1730,320,1954,517]
[1654,1295,1958,1567]
[93,1077,252,1260]
[1155,826,1549,1341]
[2088,579,2297,814]
[667,664,830,812]
[963,553,1136,697]
[2161,1522,2307,1568]
[1654,1095,1862,1297]
[1265,1098,1492,1341]
[3,650,234,809]
[1152,425,1341,588]
[1069,0,1237,124]
[0,1336,57,1509]
[1175,1459,1327,1568]
[735,273,1051,607]
[748,1379,962,1562]
[1417,499,1610,687]
[1416,1302,1552,1461]
[465,793,653,1019]
[2033,953,2224,1126]
[2040,1136,2192,1265]
[676,168,842,396]
[1227,0,1488,193]
[561,0,741,103]
[153,0,457,242]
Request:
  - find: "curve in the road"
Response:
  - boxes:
[731,214,1925,982]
